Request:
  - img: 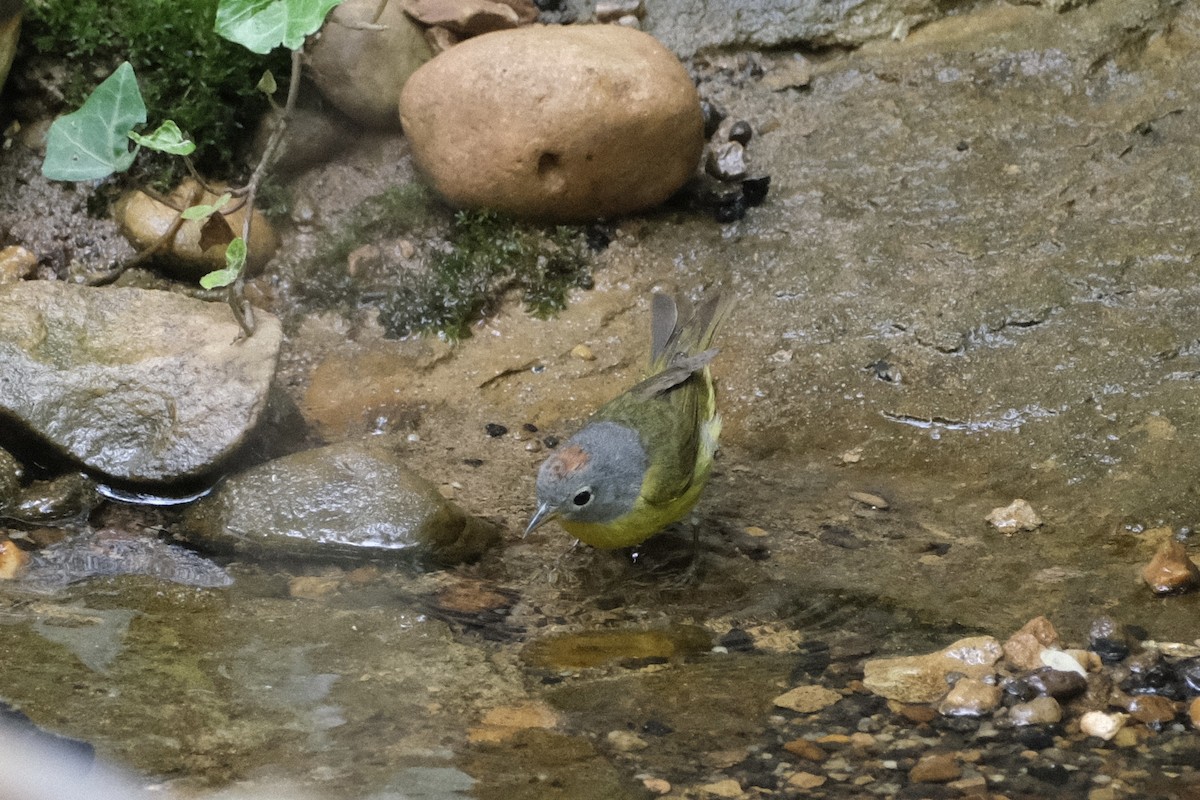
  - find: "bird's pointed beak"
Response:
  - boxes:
[524,502,557,537]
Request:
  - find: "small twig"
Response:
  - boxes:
[226,47,304,337]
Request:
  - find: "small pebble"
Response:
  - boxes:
[594,0,643,21]
[706,141,748,181]
[698,778,743,798]
[543,435,560,448]
[1127,694,1177,726]
[701,100,727,139]
[1026,667,1087,700]
[1079,710,1127,741]
[848,491,888,509]
[0,245,37,283]
[288,575,341,600]
[1141,538,1200,593]
[985,498,1043,533]
[570,343,596,361]
[896,703,938,724]
[782,738,826,762]
[522,423,539,433]
[908,752,961,783]
[786,772,827,789]
[1189,697,1200,728]
[641,777,671,795]
[1009,696,1063,726]
[741,173,771,205]
[525,440,542,453]
[1004,616,1060,670]
[485,423,508,437]
[0,539,30,580]
[938,677,1001,717]
[606,730,648,752]
[773,684,842,713]
[743,526,768,537]
[728,120,753,145]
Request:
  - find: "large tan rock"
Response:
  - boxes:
[307,0,434,129]
[862,636,1003,704]
[399,24,704,221]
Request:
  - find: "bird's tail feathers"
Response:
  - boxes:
[650,289,732,369]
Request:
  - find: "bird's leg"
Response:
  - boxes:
[545,538,584,586]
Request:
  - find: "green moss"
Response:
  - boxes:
[293,186,594,340]
[24,0,290,182]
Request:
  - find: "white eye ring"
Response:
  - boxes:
[571,488,593,507]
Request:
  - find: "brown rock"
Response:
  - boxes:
[937,677,1002,717]
[0,245,36,283]
[1003,615,1059,670]
[909,752,961,783]
[773,684,842,713]
[0,539,29,580]
[1127,695,1177,726]
[698,778,743,798]
[288,574,342,600]
[1189,697,1200,729]
[896,703,938,724]
[468,701,560,743]
[862,636,1003,703]
[786,772,827,789]
[782,738,826,762]
[1009,696,1062,726]
[1142,538,1200,593]
[399,25,704,221]
[115,179,279,279]
[307,0,434,128]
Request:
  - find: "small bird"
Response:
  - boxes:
[525,290,730,549]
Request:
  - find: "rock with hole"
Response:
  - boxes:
[399,24,703,221]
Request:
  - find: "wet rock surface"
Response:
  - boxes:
[643,0,975,56]
[399,24,703,220]
[182,438,501,565]
[0,282,282,483]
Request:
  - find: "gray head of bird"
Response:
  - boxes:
[525,421,647,535]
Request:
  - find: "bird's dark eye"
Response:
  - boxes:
[572,489,593,507]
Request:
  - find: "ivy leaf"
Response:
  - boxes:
[128,120,196,156]
[257,70,278,95]
[42,62,146,181]
[215,0,343,54]
[181,192,234,220]
[200,236,247,289]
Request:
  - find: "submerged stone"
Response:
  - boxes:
[0,281,282,483]
[522,625,711,670]
[182,439,500,565]
[862,636,1003,703]
[1141,538,1200,594]
[15,529,233,592]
